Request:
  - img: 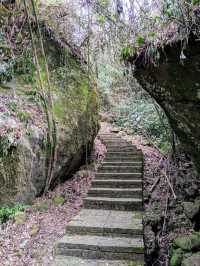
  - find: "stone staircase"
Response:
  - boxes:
[52,133,144,266]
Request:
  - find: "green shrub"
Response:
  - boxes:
[121,45,136,60]
[0,204,27,224]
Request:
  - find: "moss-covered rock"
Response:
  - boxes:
[0,35,99,205]
[52,196,65,206]
[14,211,26,225]
[29,224,40,237]
[134,36,200,175]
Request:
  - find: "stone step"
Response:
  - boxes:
[101,139,125,142]
[87,188,142,198]
[100,136,121,140]
[106,148,138,152]
[92,179,142,188]
[51,133,145,265]
[103,142,131,146]
[99,134,119,137]
[104,142,130,146]
[51,256,144,266]
[102,139,124,143]
[66,209,143,237]
[84,197,142,211]
[105,156,142,161]
[99,166,142,173]
[106,152,142,157]
[101,137,127,140]
[104,142,132,146]
[95,172,142,180]
[106,144,136,147]
[55,234,144,260]
[103,139,130,142]
[99,133,118,135]
[102,162,142,167]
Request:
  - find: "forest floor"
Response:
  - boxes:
[0,137,106,266]
[0,171,94,266]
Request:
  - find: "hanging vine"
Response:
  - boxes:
[23,0,57,193]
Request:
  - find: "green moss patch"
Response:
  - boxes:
[52,196,65,206]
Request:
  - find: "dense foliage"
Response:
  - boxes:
[113,99,171,153]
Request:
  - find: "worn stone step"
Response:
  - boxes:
[100,137,121,140]
[106,152,142,157]
[102,140,124,143]
[103,139,130,143]
[51,255,144,266]
[51,132,145,265]
[66,209,143,237]
[84,197,142,211]
[102,139,126,143]
[92,179,142,188]
[106,144,135,148]
[101,137,127,141]
[87,188,142,198]
[102,162,142,167]
[99,134,119,137]
[104,143,132,147]
[99,133,118,136]
[95,172,142,180]
[106,148,138,153]
[55,234,144,260]
[51,256,144,266]
[106,145,136,148]
[99,166,142,173]
[105,156,142,161]
[103,140,132,148]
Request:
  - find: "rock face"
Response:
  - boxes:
[134,35,200,173]
[0,39,99,205]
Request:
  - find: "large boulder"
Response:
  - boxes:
[134,35,200,173]
[0,38,99,205]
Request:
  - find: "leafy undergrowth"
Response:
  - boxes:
[0,137,106,266]
[129,135,198,266]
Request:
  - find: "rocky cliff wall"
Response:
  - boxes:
[134,36,200,174]
[0,39,99,205]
